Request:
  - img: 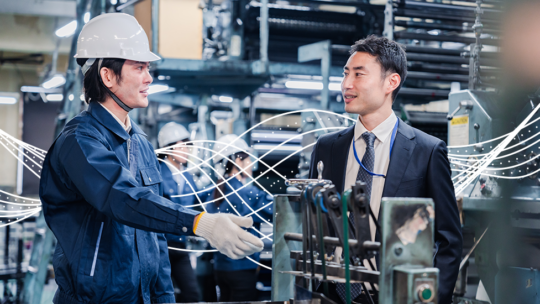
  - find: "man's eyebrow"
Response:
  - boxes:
[343,66,365,71]
[132,61,148,66]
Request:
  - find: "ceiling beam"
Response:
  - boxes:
[0,0,76,18]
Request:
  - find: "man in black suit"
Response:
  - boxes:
[309,35,462,304]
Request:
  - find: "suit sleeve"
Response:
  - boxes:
[308,139,320,179]
[59,132,200,235]
[151,233,175,303]
[426,140,463,304]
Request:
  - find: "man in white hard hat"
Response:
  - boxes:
[39,13,263,304]
[157,122,203,302]
[206,135,273,301]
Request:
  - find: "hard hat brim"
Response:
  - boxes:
[74,51,161,62]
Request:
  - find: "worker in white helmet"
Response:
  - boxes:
[206,134,273,301]
[157,122,205,302]
[39,13,263,304]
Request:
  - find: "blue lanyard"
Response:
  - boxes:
[352,119,399,178]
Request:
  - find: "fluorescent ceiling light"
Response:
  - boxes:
[219,96,233,103]
[84,12,90,24]
[285,81,341,92]
[80,94,85,101]
[329,83,341,91]
[110,0,118,4]
[148,84,169,95]
[0,96,17,105]
[20,86,61,93]
[253,144,302,151]
[42,75,66,89]
[46,94,64,102]
[285,81,322,90]
[56,20,77,38]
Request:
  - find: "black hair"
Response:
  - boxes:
[157,140,193,159]
[77,58,126,104]
[157,143,175,159]
[223,152,249,175]
[213,151,250,207]
[350,35,407,100]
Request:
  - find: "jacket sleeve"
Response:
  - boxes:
[151,233,175,303]
[308,139,320,179]
[426,140,463,304]
[59,131,200,235]
[250,188,273,224]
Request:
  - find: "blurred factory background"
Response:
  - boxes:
[2,0,540,303]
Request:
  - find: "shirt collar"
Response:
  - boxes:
[354,112,398,144]
[99,102,132,133]
[87,101,146,140]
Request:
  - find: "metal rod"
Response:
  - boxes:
[368,206,381,235]
[406,53,468,65]
[307,204,316,291]
[394,31,498,46]
[408,62,469,75]
[151,0,159,53]
[342,192,351,304]
[284,233,381,250]
[301,194,308,288]
[397,0,501,14]
[383,0,393,40]
[361,283,376,304]
[316,195,329,296]
[260,0,269,63]
[395,20,500,35]
[406,71,469,82]
[395,9,499,24]
[460,224,489,270]
[398,88,450,98]
[321,42,331,110]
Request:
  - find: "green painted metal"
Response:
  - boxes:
[315,193,328,296]
[271,194,302,301]
[379,197,436,304]
[341,189,351,304]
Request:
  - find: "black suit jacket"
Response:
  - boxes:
[308,118,462,304]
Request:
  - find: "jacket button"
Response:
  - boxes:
[182,227,188,232]
[149,177,152,182]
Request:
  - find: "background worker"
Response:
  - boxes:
[39,13,263,304]
[157,122,203,302]
[309,35,462,304]
[206,135,273,301]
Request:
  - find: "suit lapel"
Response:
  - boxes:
[331,126,354,192]
[382,119,417,197]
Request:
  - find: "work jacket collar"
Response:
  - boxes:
[88,101,146,140]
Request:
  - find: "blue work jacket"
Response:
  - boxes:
[39,101,200,304]
[159,161,211,245]
[205,176,273,271]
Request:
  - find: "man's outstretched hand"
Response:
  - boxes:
[194,212,264,259]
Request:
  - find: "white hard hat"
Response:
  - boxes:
[212,134,250,164]
[75,13,160,112]
[75,13,160,62]
[158,122,191,148]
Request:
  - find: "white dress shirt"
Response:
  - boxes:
[344,112,397,269]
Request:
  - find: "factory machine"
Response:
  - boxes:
[271,162,439,304]
[447,87,540,304]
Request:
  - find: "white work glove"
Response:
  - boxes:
[194,212,264,259]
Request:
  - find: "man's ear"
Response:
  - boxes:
[100,67,116,89]
[387,73,401,95]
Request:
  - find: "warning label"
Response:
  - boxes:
[449,115,469,146]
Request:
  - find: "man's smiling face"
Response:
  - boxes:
[341,51,397,116]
